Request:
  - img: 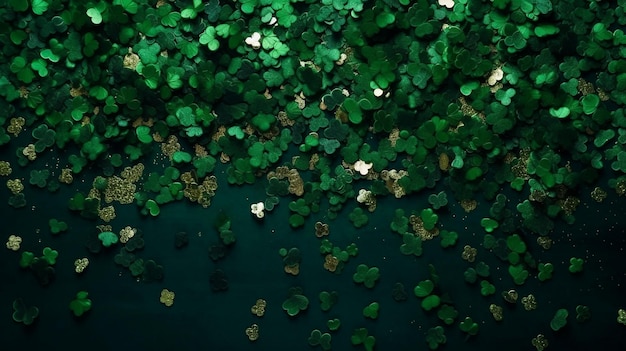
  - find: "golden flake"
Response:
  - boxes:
[245,324,259,341]
[7,179,24,195]
[277,110,295,127]
[618,309,626,325]
[160,289,175,307]
[284,263,300,275]
[590,187,607,203]
[59,168,73,184]
[123,49,140,70]
[410,215,439,240]
[314,222,329,238]
[388,128,400,147]
[74,258,89,273]
[98,205,116,222]
[616,179,626,196]
[220,152,230,163]
[461,245,477,262]
[0,161,12,176]
[323,254,338,272]
[161,135,181,159]
[531,334,549,351]
[69,86,85,97]
[6,235,22,251]
[22,144,37,161]
[120,163,144,183]
[7,117,26,136]
[96,224,112,233]
[212,125,226,142]
[194,144,208,157]
[251,299,267,317]
[460,199,477,212]
[536,236,552,250]
[521,294,537,310]
[119,226,136,244]
[577,78,594,95]
[489,304,503,321]
[558,196,580,215]
[105,175,138,205]
[438,153,450,171]
[308,153,319,170]
[18,86,29,98]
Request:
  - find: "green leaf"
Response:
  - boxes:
[199,26,220,51]
[31,0,49,15]
[86,8,102,24]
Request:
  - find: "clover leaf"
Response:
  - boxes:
[98,231,118,247]
[425,326,446,350]
[12,298,39,326]
[49,218,68,235]
[69,291,92,317]
[508,264,529,285]
[353,264,380,288]
[420,208,438,230]
[537,262,554,281]
[439,230,458,248]
[575,305,591,323]
[437,304,458,325]
[42,247,59,265]
[351,328,376,351]
[480,280,495,296]
[550,308,569,331]
[459,316,479,336]
[308,329,332,350]
[327,318,341,331]
[569,257,584,273]
[319,290,339,312]
[428,191,448,210]
[363,302,380,319]
[349,207,369,228]
[282,293,309,317]
[414,280,434,298]
[400,233,423,256]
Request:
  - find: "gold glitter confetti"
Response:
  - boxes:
[74,258,89,273]
[461,245,477,262]
[123,49,139,70]
[59,168,73,184]
[98,206,116,222]
[0,161,12,176]
[489,304,503,321]
[6,235,22,251]
[323,254,339,272]
[531,334,549,351]
[409,215,439,241]
[590,187,607,203]
[284,263,300,276]
[161,136,181,159]
[245,324,259,341]
[536,237,552,250]
[7,117,25,136]
[7,179,24,195]
[521,294,537,310]
[22,144,36,161]
[617,309,626,325]
[119,226,136,244]
[251,299,267,317]
[460,199,477,212]
[314,222,329,238]
[160,289,175,307]
[438,153,450,171]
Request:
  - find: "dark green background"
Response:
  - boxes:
[2,145,626,351]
